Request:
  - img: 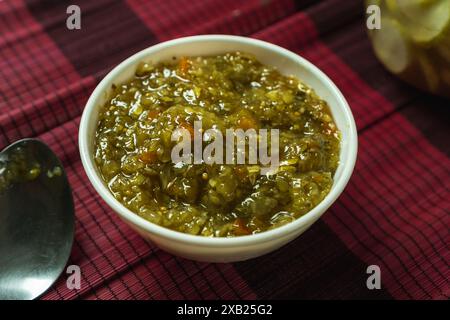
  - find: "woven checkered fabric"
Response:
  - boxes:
[0,0,448,300]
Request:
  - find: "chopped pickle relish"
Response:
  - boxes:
[94,52,340,237]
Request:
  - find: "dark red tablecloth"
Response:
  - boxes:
[1,0,448,300]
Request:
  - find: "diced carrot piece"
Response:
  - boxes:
[147,110,160,120]
[233,166,248,180]
[139,151,158,164]
[238,116,257,130]
[179,57,190,74]
[232,218,251,236]
[179,122,195,141]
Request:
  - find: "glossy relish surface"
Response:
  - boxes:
[94,52,340,237]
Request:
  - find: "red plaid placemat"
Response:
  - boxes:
[1,0,448,300]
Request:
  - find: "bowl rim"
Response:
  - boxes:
[79,34,358,247]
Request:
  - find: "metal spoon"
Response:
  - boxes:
[0,139,74,300]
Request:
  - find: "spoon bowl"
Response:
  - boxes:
[0,139,74,300]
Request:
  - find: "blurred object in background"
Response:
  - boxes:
[366,0,450,98]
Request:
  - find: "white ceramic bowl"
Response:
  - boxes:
[79,35,357,263]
